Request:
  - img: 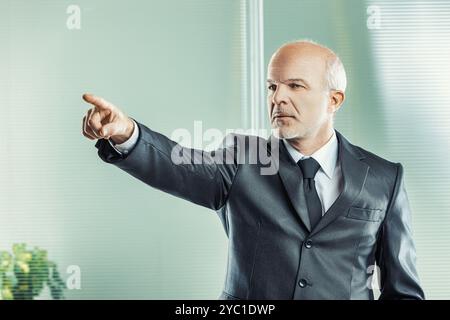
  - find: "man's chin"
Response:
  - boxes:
[271,127,301,140]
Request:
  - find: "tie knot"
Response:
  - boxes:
[297,157,321,179]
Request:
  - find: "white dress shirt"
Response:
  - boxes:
[283,131,343,216]
[110,123,343,216]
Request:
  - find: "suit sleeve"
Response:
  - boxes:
[375,163,425,300]
[94,119,240,210]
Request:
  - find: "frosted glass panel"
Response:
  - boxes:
[0,0,243,299]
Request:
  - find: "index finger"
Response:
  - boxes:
[82,93,113,110]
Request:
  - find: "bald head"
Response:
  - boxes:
[269,40,347,93]
[267,39,347,142]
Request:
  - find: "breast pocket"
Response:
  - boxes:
[346,206,384,222]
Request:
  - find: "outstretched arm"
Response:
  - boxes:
[82,93,239,210]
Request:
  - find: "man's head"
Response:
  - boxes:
[267,39,347,140]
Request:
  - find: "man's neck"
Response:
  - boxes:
[286,127,335,156]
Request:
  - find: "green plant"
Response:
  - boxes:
[0,243,65,300]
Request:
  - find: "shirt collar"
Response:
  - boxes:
[283,130,339,180]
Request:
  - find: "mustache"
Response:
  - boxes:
[272,110,295,119]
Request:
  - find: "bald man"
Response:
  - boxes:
[82,40,425,300]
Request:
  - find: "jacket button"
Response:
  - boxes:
[305,240,313,249]
[298,279,308,288]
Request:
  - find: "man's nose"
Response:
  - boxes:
[271,84,288,106]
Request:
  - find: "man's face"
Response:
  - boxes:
[267,46,334,140]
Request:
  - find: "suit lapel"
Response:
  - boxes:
[309,130,370,236]
[269,130,370,235]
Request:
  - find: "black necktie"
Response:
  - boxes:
[297,158,323,230]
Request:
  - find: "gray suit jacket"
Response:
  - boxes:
[95,120,425,300]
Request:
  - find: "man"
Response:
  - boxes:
[81,40,425,300]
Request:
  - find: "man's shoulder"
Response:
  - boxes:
[355,145,397,165]
[221,132,270,149]
[338,131,399,168]
[350,143,401,179]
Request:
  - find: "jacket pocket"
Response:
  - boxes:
[346,206,383,222]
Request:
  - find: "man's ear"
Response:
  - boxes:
[328,90,345,113]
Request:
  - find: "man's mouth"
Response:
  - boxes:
[273,114,294,120]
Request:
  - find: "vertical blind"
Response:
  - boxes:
[366,0,450,299]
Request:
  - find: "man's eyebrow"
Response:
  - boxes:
[266,78,309,84]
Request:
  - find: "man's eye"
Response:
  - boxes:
[290,84,304,89]
[268,85,276,91]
